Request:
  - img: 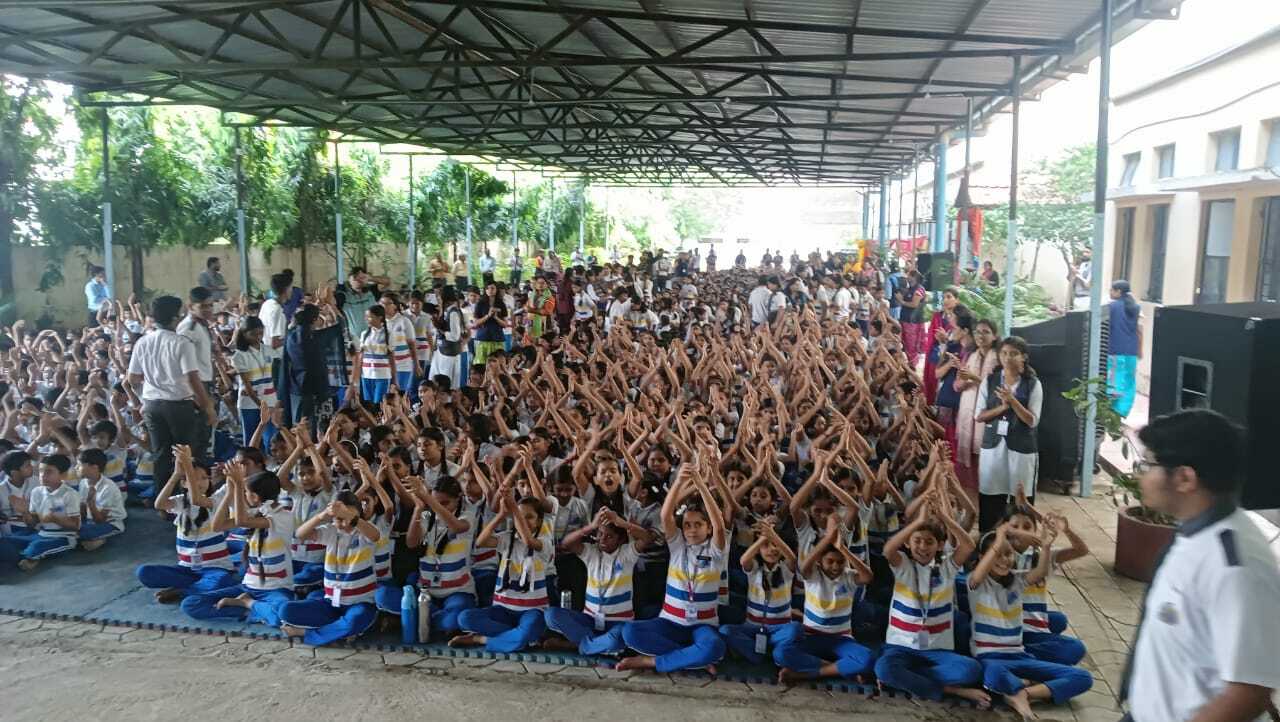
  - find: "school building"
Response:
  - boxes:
[1102,23,1280,393]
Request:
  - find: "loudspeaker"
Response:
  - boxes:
[1149,303,1280,510]
[915,252,955,291]
[1011,311,1104,486]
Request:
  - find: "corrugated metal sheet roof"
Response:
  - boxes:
[0,0,1184,185]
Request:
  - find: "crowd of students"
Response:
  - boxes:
[1,246,1092,717]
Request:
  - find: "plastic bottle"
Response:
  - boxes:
[417,587,432,644]
[400,585,417,645]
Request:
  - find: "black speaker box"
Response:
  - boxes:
[1149,302,1280,510]
[915,252,955,291]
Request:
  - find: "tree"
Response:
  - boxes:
[0,77,57,309]
[1021,144,1095,282]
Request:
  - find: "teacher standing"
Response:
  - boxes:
[975,335,1042,532]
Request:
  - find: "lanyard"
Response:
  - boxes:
[910,561,938,627]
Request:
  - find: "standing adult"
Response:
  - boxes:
[734,248,746,269]
[470,282,508,366]
[747,276,774,328]
[271,268,304,322]
[706,247,717,273]
[1107,280,1143,418]
[509,249,524,286]
[197,257,229,302]
[285,303,344,430]
[974,335,1043,531]
[126,295,216,496]
[898,270,928,367]
[479,248,496,285]
[429,253,449,288]
[1121,409,1280,722]
[452,254,469,290]
[525,275,555,341]
[84,266,109,328]
[923,287,960,405]
[176,286,217,461]
[259,273,289,424]
[1069,249,1092,311]
[337,266,388,340]
[429,286,465,390]
[953,319,1000,492]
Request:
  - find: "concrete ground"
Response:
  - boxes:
[0,491,1137,722]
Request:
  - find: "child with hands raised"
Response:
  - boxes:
[719,519,797,665]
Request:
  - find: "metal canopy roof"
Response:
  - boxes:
[0,0,1181,186]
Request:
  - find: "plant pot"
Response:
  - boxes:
[1115,506,1176,583]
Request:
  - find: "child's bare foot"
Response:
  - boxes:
[154,588,184,604]
[17,559,38,573]
[1004,690,1038,720]
[448,633,485,647]
[777,667,806,686]
[541,637,578,652]
[945,686,993,709]
[615,655,656,672]
[281,624,307,639]
[215,593,253,610]
[704,664,717,677]
[81,539,105,552]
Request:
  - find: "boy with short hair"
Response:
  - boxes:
[3,454,82,571]
[73,447,128,551]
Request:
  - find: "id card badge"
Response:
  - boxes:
[519,561,530,589]
[754,632,769,655]
[593,610,606,632]
[189,547,202,567]
[996,419,1010,437]
[916,630,930,649]
[331,587,342,608]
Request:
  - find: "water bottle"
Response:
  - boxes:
[417,588,432,644]
[560,590,573,610]
[400,585,417,645]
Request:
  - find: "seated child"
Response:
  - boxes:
[1005,495,1090,665]
[72,448,127,550]
[719,521,796,665]
[2,453,80,572]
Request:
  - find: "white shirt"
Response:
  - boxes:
[479,255,496,273]
[29,483,81,538]
[258,298,287,361]
[833,287,854,321]
[74,478,128,531]
[127,328,200,402]
[1128,506,1280,722]
[176,315,215,383]
[747,286,772,325]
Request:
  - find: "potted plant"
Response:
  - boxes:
[1063,376,1175,582]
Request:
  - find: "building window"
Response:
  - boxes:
[1119,153,1140,186]
[1156,144,1176,178]
[1212,128,1241,172]
[1198,199,1234,304]
[1266,122,1280,169]
[1146,204,1169,303]
[1116,207,1135,281]
[1259,197,1280,302]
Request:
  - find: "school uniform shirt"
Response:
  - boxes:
[492,526,555,611]
[1126,505,1280,722]
[552,495,589,546]
[866,497,900,556]
[167,493,233,569]
[290,489,333,564]
[100,445,128,491]
[232,345,276,409]
[372,515,393,580]
[580,542,641,622]
[76,478,127,531]
[411,312,434,361]
[386,313,417,375]
[243,502,297,591]
[887,553,960,651]
[747,286,772,325]
[0,475,34,534]
[1013,547,1060,634]
[465,498,498,571]
[359,326,392,380]
[746,563,795,627]
[660,533,729,626]
[315,523,378,606]
[258,298,286,361]
[968,575,1028,656]
[29,484,81,538]
[842,503,873,564]
[801,568,861,635]
[418,505,478,599]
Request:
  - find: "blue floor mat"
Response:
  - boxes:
[0,508,923,700]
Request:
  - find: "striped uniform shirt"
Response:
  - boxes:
[132,449,154,490]
[102,446,128,493]
[865,497,900,557]
[386,313,416,374]
[1014,548,1057,633]
[842,503,873,564]
[372,515,393,580]
[411,311,433,360]
[492,526,554,611]
[968,575,1028,656]
[233,345,276,409]
[242,502,296,591]
[359,326,392,380]
[315,523,378,606]
[290,489,333,564]
[467,497,498,570]
[169,494,234,570]
[886,555,959,650]
[418,505,477,599]
[746,563,794,626]
[660,533,729,626]
[791,519,819,620]
[580,542,640,622]
[801,569,862,635]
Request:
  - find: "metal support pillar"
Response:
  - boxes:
[511,171,519,252]
[1004,56,1022,335]
[547,181,556,251]
[333,142,344,281]
[1081,0,1114,499]
[234,128,249,294]
[100,110,114,299]
[912,162,919,238]
[407,155,416,288]
[464,165,473,284]
[578,185,586,254]
[878,179,889,253]
[861,190,871,240]
[933,133,948,253]
[960,98,973,271]
[897,175,905,239]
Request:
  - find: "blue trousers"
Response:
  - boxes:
[79,521,122,543]
[1108,354,1138,418]
[292,560,324,587]
[136,564,239,595]
[773,629,877,678]
[544,607,627,656]
[873,644,982,702]
[180,583,293,625]
[361,377,389,403]
[719,621,798,665]
[2,532,75,561]
[621,618,726,673]
[979,652,1093,704]
[474,568,497,608]
[457,605,546,653]
[374,582,476,637]
[239,407,277,449]
[395,371,413,393]
[279,599,377,646]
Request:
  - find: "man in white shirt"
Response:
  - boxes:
[479,248,496,284]
[176,286,217,460]
[1122,409,1280,722]
[747,276,777,327]
[259,273,289,422]
[832,278,855,322]
[127,295,215,497]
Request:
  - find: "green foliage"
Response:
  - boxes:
[951,275,1056,333]
[0,77,59,309]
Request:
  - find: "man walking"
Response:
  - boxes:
[176,287,217,461]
